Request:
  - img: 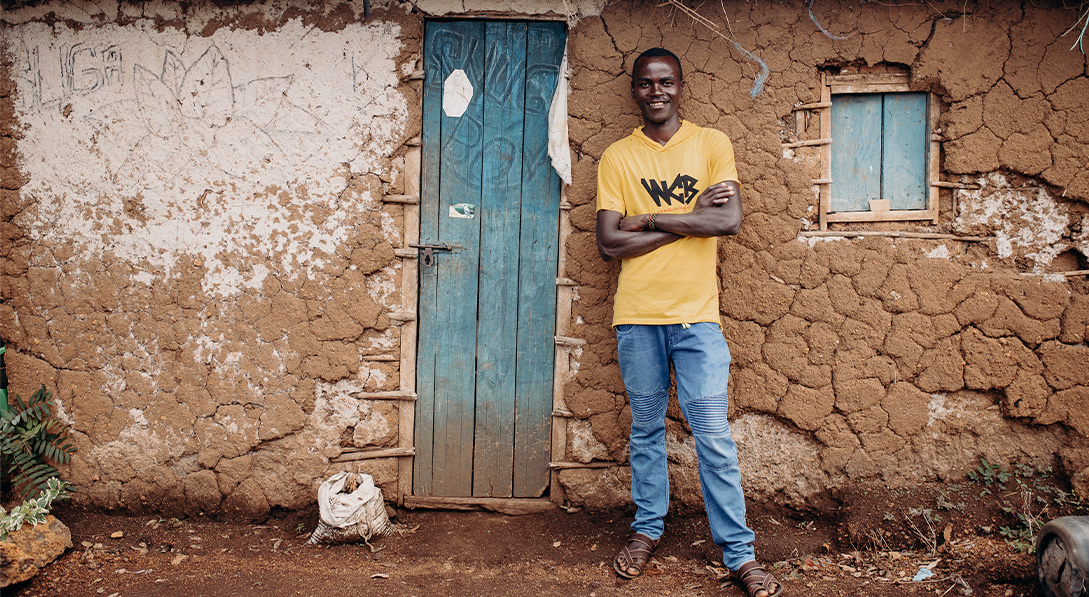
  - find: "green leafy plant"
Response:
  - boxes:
[1,386,76,500]
[936,487,967,511]
[966,459,1085,554]
[967,457,1012,489]
[0,477,70,540]
[999,520,1037,553]
[998,489,1047,553]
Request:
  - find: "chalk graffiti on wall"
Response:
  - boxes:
[16,42,123,112]
[85,44,325,183]
[10,22,409,297]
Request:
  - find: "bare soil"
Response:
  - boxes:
[9,477,1058,597]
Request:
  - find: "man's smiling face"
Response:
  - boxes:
[631,55,684,126]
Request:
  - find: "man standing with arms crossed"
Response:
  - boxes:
[595,48,782,597]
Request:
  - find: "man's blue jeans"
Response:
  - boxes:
[616,322,756,570]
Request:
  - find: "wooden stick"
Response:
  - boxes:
[551,189,575,505]
[352,390,418,401]
[819,72,831,231]
[782,137,831,148]
[554,335,587,347]
[403,496,558,514]
[930,181,981,189]
[398,147,422,505]
[829,73,908,86]
[382,194,420,204]
[1027,270,1089,278]
[800,231,989,241]
[794,101,831,110]
[926,98,941,225]
[832,83,911,94]
[333,447,415,463]
[549,461,622,469]
[825,209,950,224]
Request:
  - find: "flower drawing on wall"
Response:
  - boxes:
[94,44,324,187]
[16,24,408,298]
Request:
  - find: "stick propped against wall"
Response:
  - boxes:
[396,146,422,504]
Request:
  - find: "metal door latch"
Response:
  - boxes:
[409,242,464,266]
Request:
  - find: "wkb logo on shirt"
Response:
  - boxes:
[640,174,700,207]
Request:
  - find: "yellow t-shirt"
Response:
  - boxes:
[596,120,739,326]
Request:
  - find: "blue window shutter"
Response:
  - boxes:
[830,94,882,212]
[882,93,927,210]
[830,91,928,213]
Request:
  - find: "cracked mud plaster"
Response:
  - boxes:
[3,0,1089,517]
[560,0,1089,509]
[2,2,422,517]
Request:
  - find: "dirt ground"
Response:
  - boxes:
[7,477,1057,597]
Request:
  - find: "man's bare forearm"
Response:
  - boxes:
[635,203,740,237]
[597,210,681,261]
[620,181,742,238]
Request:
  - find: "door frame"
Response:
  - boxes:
[397,17,574,507]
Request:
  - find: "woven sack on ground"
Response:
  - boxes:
[307,471,395,546]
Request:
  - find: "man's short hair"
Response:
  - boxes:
[632,47,683,81]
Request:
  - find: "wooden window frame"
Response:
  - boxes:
[811,72,940,230]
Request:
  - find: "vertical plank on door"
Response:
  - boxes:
[513,21,564,497]
[415,22,444,497]
[472,21,528,497]
[417,20,486,497]
[882,92,927,210]
[433,20,485,496]
[830,93,881,213]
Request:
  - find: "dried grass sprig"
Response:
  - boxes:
[659,0,770,97]
[1062,3,1089,53]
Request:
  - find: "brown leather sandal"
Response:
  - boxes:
[734,560,784,597]
[612,532,658,579]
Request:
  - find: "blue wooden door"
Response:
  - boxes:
[416,20,565,498]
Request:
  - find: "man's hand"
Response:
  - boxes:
[694,181,735,210]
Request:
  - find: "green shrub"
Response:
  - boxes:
[1,386,76,500]
[967,457,1012,491]
[0,477,70,540]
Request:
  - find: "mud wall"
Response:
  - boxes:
[0,0,606,519]
[1,0,1087,518]
[556,1,1089,508]
[0,1,431,517]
